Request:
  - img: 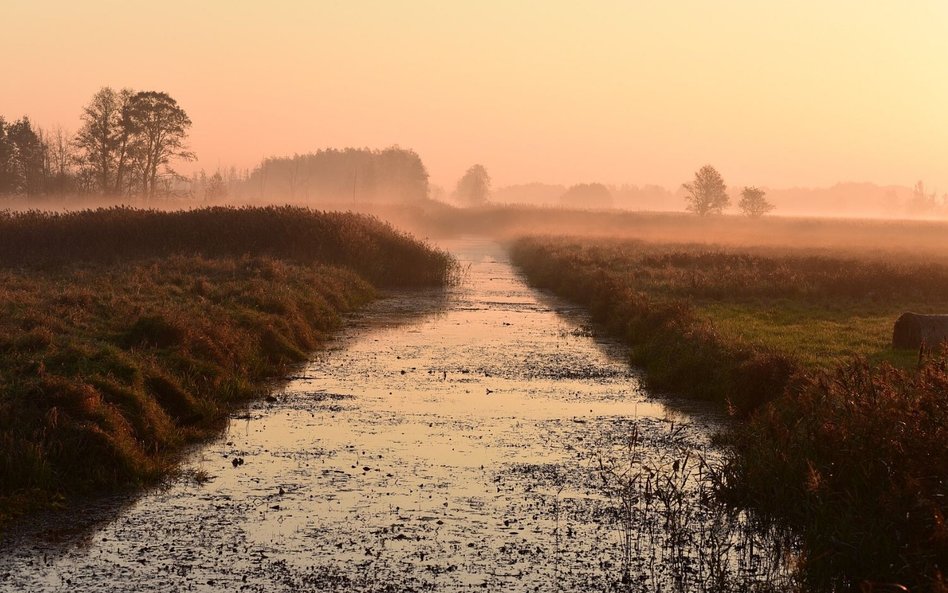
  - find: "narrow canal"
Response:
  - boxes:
[0,238,792,592]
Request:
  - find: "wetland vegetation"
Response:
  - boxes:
[0,206,455,524]
[511,235,948,590]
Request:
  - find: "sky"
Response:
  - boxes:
[3,0,948,192]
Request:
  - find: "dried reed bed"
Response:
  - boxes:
[731,359,948,592]
[510,235,948,590]
[0,207,456,525]
[0,206,456,287]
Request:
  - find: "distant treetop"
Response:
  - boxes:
[683,165,730,215]
[738,186,775,218]
[454,164,491,206]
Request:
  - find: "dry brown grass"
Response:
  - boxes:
[0,207,455,525]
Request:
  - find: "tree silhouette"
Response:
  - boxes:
[127,91,194,198]
[75,88,193,197]
[683,165,730,215]
[0,118,12,193]
[75,87,123,194]
[8,118,47,195]
[0,117,48,196]
[738,186,775,218]
[113,89,136,195]
[455,164,491,206]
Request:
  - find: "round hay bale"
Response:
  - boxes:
[892,312,948,349]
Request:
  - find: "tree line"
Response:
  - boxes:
[0,87,193,199]
[241,147,430,203]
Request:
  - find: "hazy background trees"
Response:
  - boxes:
[0,90,942,217]
[558,183,613,209]
[454,164,491,206]
[243,147,429,203]
[683,165,730,215]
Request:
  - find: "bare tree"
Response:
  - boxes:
[738,186,774,218]
[113,89,136,195]
[75,87,122,193]
[682,165,730,215]
[126,91,194,198]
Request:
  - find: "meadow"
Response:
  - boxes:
[386,201,948,262]
[510,235,948,591]
[0,206,455,524]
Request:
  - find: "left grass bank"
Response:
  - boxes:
[0,206,456,525]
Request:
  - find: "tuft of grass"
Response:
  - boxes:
[0,207,456,526]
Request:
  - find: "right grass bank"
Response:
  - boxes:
[510,235,948,591]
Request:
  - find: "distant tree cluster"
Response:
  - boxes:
[558,183,613,209]
[683,164,775,218]
[189,167,247,203]
[76,88,193,198]
[245,147,430,203]
[0,87,193,200]
[906,180,947,216]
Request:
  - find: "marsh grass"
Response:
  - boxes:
[592,423,794,593]
[511,236,948,590]
[0,206,455,525]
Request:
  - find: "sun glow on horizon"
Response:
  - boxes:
[3,0,948,195]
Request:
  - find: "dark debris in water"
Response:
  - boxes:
[0,239,796,593]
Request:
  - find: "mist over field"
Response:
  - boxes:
[3,2,948,592]
[4,1,948,223]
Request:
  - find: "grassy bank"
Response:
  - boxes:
[0,206,455,525]
[510,236,948,590]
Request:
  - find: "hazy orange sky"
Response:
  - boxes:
[3,1,947,192]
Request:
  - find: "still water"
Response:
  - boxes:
[0,238,793,592]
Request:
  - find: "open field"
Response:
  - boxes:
[510,235,948,591]
[376,202,948,263]
[508,238,948,372]
[0,206,455,524]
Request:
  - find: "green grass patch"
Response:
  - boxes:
[696,299,930,370]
